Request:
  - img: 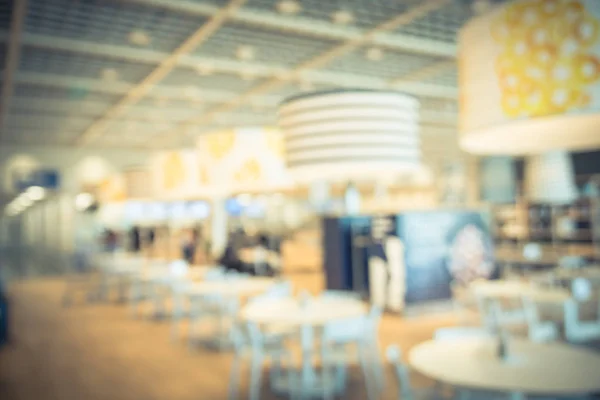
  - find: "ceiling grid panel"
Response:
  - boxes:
[73,0,249,146]
[0,0,26,141]
[150,0,452,147]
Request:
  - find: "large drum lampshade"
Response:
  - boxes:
[277,90,421,183]
[459,0,600,155]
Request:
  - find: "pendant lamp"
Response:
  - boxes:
[525,151,578,205]
[459,0,600,155]
[278,89,421,183]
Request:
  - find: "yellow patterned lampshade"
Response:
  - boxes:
[197,127,292,195]
[152,150,206,200]
[459,0,600,154]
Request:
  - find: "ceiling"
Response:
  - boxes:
[0,0,501,149]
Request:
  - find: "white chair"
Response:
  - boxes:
[558,256,586,270]
[489,298,527,329]
[320,304,383,400]
[187,274,237,349]
[564,278,600,343]
[228,285,295,400]
[246,281,296,340]
[128,261,167,318]
[450,282,481,326]
[228,320,296,400]
[520,297,559,343]
[149,260,189,319]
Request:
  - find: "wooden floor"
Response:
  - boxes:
[0,274,460,400]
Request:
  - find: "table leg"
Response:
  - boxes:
[510,392,525,400]
[300,324,314,399]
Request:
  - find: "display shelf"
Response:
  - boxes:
[490,180,600,263]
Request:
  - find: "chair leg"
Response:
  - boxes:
[171,293,182,342]
[358,344,377,400]
[188,299,200,349]
[228,351,243,400]
[129,280,139,317]
[368,340,385,392]
[320,342,334,400]
[249,350,264,400]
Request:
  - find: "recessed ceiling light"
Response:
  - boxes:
[332,10,354,25]
[196,63,214,76]
[128,30,151,46]
[236,45,256,61]
[101,68,119,81]
[276,0,301,15]
[365,47,384,61]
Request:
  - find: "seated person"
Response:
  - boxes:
[218,244,244,274]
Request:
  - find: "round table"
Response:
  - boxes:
[184,277,275,298]
[409,338,600,399]
[470,281,570,304]
[554,266,600,283]
[241,296,368,397]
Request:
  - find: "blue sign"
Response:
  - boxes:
[14,169,60,191]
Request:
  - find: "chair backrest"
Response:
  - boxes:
[247,281,292,306]
[323,304,381,344]
[559,256,586,270]
[521,296,540,324]
[572,277,593,302]
[523,243,542,261]
[321,290,362,299]
[204,268,226,281]
[385,345,413,400]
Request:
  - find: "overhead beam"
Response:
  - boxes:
[0,32,453,99]
[0,0,28,141]
[7,71,283,105]
[152,0,452,146]
[121,0,457,58]
[390,60,456,85]
[73,0,248,146]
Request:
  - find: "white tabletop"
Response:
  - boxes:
[241,296,368,326]
[470,280,570,303]
[410,338,600,395]
[140,267,209,283]
[554,266,600,281]
[184,277,275,298]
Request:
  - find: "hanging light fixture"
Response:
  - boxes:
[278,89,421,184]
[458,0,600,155]
[524,151,578,205]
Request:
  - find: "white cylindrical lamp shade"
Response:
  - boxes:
[459,0,600,154]
[525,151,578,204]
[278,90,421,183]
